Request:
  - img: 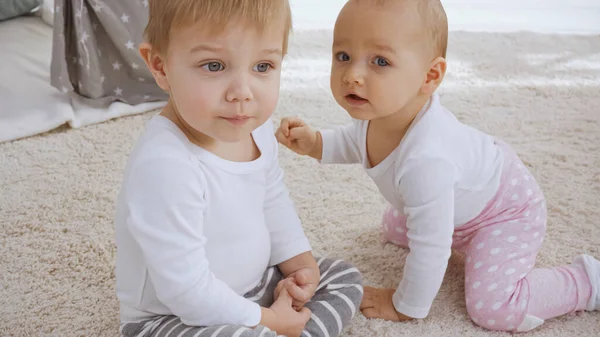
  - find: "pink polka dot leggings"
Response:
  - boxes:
[381,141,592,332]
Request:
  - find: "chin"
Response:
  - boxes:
[343,105,377,121]
[347,111,373,120]
[215,127,255,143]
[213,132,245,143]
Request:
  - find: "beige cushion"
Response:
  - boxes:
[0,16,72,142]
[0,16,165,143]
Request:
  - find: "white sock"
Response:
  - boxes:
[576,254,599,311]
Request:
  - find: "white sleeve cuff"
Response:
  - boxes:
[392,289,431,319]
[240,302,262,327]
[318,129,336,164]
[269,236,312,266]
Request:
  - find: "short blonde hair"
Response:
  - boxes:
[417,0,448,59]
[144,0,293,55]
[356,0,448,58]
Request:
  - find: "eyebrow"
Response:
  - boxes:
[333,39,348,48]
[189,44,223,54]
[333,40,398,57]
[189,45,282,56]
[262,48,283,56]
[370,43,397,56]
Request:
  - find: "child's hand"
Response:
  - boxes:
[275,117,319,157]
[264,287,312,337]
[360,286,414,322]
[286,267,319,309]
[275,267,319,310]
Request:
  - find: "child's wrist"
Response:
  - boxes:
[259,307,278,330]
[309,131,323,160]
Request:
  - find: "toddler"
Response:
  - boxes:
[114,1,363,337]
[276,0,599,332]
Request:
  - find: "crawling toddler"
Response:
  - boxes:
[276,0,599,332]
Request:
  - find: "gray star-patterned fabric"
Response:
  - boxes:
[50,0,167,105]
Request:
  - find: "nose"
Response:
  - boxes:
[225,73,253,103]
[343,64,365,86]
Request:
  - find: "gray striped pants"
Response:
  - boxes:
[120,257,363,337]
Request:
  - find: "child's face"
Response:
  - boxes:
[161,21,285,143]
[330,1,430,120]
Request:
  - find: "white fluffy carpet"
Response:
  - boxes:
[1,30,599,336]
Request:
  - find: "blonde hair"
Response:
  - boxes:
[418,0,448,59]
[144,0,293,54]
[355,0,448,59]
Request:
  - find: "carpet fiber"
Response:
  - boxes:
[1,30,599,336]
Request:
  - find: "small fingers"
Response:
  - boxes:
[275,128,288,146]
[360,297,373,310]
[294,271,309,285]
[288,125,310,142]
[359,286,377,310]
[286,116,305,129]
[276,286,293,305]
[279,117,301,134]
[361,307,381,320]
[274,279,285,296]
[286,281,310,302]
[279,118,291,137]
[299,307,312,322]
[282,117,307,133]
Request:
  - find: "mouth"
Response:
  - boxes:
[345,93,368,106]
[222,115,250,126]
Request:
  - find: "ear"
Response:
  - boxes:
[139,42,170,91]
[420,56,447,95]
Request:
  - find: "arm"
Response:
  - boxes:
[319,122,362,164]
[126,158,262,327]
[392,158,456,319]
[277,117,361,164]
[278,251,319,278]
[263,126,320,304]
[263,131,313,267]
[263,133,320,305]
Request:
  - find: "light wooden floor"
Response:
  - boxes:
[290,0,600,34]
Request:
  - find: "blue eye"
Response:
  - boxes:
[254,63,272,73]
[202,62,224,72]
[336,52,350,62]
[374,57,389,67]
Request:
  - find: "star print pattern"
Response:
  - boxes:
[50,0,167,104]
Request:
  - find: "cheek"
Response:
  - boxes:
[373,70,419,105]
[330,67,341,87]
[329,69,345,99]
[174,72,220,106]
[255,77,281,115]
[169,72,222,124]
[368,75,394,100]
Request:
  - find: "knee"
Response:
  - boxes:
[381,207,408,245]
[466,298,520,332]
[319,257,360,276]
[317,257,364,299]
[326,258,363,286]
[382,206,406,226]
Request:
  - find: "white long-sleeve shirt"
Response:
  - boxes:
[320,93,504,319]
[114,116,312,327]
